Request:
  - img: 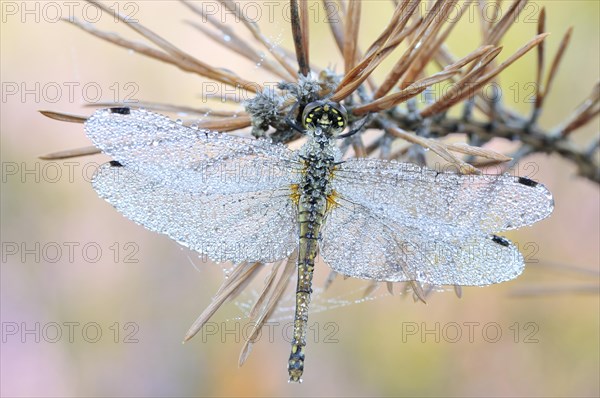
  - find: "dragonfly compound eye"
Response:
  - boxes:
[301,101,348,137]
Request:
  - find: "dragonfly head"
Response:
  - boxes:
[301,101,348,138]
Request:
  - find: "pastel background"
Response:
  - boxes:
[1,1,598,397]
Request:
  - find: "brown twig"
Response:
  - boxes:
[184,262,262,342]
[352,70,458,115]
[39,146,101,160]
[343,0,361,75]
[375,0,447,98]
[218,0,298,79]
[181,1,291,80]
[290,0,310,76]
[421,34,550,117]
[39,110,87,124]
[542,27,573,108]
[533,6,546,117]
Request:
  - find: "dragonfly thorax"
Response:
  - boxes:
[297,122,339,226]
[299,136,337,201]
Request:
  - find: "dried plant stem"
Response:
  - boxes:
[399,114,599,182]
[343,1,361,74]
[290,0,310,76]
[421,34,550,117]
[183,262,262,342]
[218,0,299,79]
[39,146,100,160]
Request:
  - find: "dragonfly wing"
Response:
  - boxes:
[320,196,524,286]
[331,159,553,233]
[85,108,301,195]
[93,162,298,263]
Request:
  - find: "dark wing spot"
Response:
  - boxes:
[109,107,131,115]
[109,160,123,167]
[518,177,538,187]
[491,235,510,247]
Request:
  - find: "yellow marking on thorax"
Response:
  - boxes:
[290,183,300,206]
[324,165,341,213]
[326,190,340,213]
[329,164,339,179]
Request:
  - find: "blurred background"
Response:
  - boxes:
[1,1,598,396]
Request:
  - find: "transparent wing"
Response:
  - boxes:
[93,163,298,263]
[331,159,554,233]
[320,196,524,286]
[85,108,302,195]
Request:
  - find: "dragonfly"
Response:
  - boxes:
[85,103,554,382]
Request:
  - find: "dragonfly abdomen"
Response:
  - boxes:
[288,133,336,382]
